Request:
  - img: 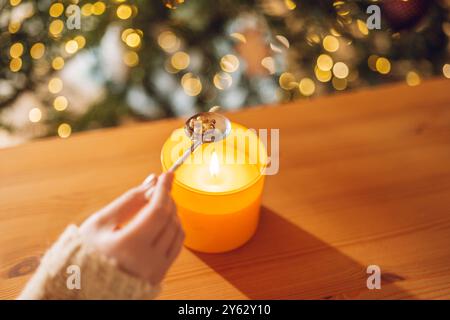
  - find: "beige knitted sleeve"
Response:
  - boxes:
[18,225,160,300]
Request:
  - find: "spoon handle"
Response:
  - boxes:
[142,140,202,199]
[168,139,203,173]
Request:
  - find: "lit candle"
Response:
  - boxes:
[161,122,267,253]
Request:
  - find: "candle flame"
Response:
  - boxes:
[209,151,220,177]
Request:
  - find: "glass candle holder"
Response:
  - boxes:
[161,122,267,253]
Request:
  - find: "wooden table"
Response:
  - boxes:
[1,78,450,300]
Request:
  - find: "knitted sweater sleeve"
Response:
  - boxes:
[18,225,160,300]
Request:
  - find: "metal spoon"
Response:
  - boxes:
[168,111,231,173]
[142,111,231,197]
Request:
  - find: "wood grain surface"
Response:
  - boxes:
[1,78,450,299]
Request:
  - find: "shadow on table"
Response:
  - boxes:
[192,206,412,299]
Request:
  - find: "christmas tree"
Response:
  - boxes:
[0,0,448,141]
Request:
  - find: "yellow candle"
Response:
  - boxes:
[161,122,267,253]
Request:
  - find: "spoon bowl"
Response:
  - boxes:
[184,112,231,143]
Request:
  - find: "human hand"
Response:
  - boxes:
[79,172,184,285]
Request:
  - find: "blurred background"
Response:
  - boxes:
[0,0,449,148]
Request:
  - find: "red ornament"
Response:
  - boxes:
[382,0,431,30]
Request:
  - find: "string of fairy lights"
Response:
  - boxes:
[2,0,450,140]
[7,0,115,138]
[276,1,449,96]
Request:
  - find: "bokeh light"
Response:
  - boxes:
[48,77,63,94]
[28,108,42,123]
[74,36,86,49]
[52,57,65,70]
[279,72,297,90]
[49,19,64,37]
[81,3,93,16]
[261,57,276,74]
[49,3,64,17]
[53,96,68,111]
[298,78,315,96]
[285,0,296,10]
[30,43,45,59]
[442,64,450,79]
[368,55,379,71]
[406,71,421,86]
[333,62,349,79]
[357,19,369,36]
[182,76,202,96]
[220,54,239,73]
[171,51,190,70]
[123,51,139,67]
[376,57,391,74]
[230,33,246,43]
[8,21,21,34]
[125,32,141,48]
[213,72,233,90]
[10,43,24,58]
[332,77,347,90]
[323,35,339,52]
[65,40,79,54]
[58,123,72,138]
[93,1,106,15]
[9,58,22,72]
[158,31,180,53]
[117,4,132,20]
[317,54,333,71]
[315,66,332,82]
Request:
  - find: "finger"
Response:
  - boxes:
[164,217,183,255]
[150,198,176,245]
[167,227,185,263]
[144,186,155,200]
[142,174,157,188]
[122,196,172,238]
[144,172,173,205]
[124,173,175,234]
[154,214,178,249]
[142,173,156,186]
[146,172,173,216]
[94,184,149,227]
[144,197,176,244]
[143,174,157,200]
[139,172,175,223]
[152,172,174,194]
